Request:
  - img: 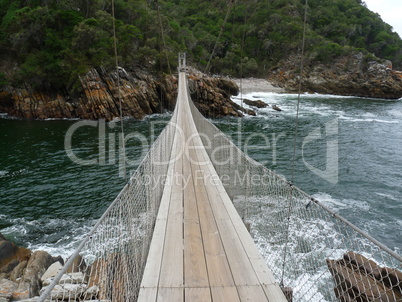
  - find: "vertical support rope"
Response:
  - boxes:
[205,0,235,74]
[291,0,309,184]
[239,2,248,221]
[156,0,171,75]
[281,0,309,287]
[112,0,126,180]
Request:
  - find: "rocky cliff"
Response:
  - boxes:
[270,53,402,99]
[0,68,248,120]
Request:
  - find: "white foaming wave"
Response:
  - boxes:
[250,209,340,301]
[1,169,29,178]
[374,192,398,201]
[312,192,370,212]
[27,225,91,260]
[144,111,173,120]
[1,216,93,261]
[387,109,402,118]
[44,118,80,121]
[230,97,254,112]
[238,91,359,100]
[339,116,399,124]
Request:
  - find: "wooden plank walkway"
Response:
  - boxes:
[138,72,287,302]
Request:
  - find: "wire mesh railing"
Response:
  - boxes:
[188,87,402,302]
[38,110,178,302]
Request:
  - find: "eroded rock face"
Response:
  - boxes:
[327,251,402,301]
[0,68,247,120]
[270,53,402,99]
[0,279,17,301]
[0,237,32,279]
[13,251,55,300]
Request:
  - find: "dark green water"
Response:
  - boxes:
[0,94,401,258]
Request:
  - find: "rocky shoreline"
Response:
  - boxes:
[0,232,107,301]
[269,53,402,99]
[1,55,401,122]
[0,68,253,121]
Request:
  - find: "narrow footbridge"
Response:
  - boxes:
[137,69,286,301]
[39,56,402,302]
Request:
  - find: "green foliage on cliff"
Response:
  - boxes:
[0,0,401,90]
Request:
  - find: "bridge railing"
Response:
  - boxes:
[38,109,178,302]
[187,83,402,302]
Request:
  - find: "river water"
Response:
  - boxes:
[0,93,401,260]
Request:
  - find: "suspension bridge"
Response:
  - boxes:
[38,55,402,302]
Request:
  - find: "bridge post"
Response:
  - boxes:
[178,53,186,72]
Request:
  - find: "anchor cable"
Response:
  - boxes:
[280,0,309,287]
[111,0,127,180]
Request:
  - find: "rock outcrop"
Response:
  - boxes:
[327,251,402,301]
[243,99,268,108]
[188,74,255,117]
[0,233,63,301]
[0,68,249,120]
[270,53,402,99]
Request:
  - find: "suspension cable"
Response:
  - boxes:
[205,0,235,74]
[111,0,127,180]
[156,0,171,75]
[281,0,309,286]
[239,2,248,221]
[291,0,309,183]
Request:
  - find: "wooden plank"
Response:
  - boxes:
[199,146,282,288]
[184,123,236,288]
[185,287,212,301]
[184,221,209,287]
[192,166,235,287]
[211,286,240,302]
[183,155,198,222]
[139,214,168,288]
[139,127,180,289]
[157,287,183,302]
[158,191,183,288]
[215,218,260,286]
[137,287,157,302]
[263,284,289,301]
[237,285,269,302]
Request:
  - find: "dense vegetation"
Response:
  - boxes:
[0,0,401,91]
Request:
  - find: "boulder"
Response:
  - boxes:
[12,251,54,300]
[381,267,402,296]
[217,78,239,96]
[41,261,63,283]
[66,254,85,273]
[327,252,402,301]
[39,283,87,300]
[59,272,85,284]
[0,279,17,301]
[243,99,268,108]
[51,255,64,266]
[9,261,27,282]
[0,259,19,275]
[0,240,31,270]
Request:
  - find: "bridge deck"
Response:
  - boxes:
[138,72,287,301]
